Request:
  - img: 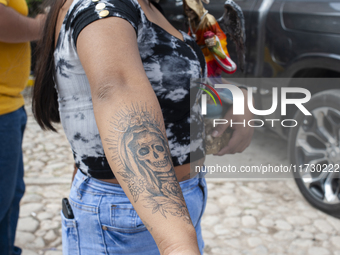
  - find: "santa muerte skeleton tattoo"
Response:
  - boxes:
[104,104,191,223]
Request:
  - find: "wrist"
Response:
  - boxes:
[163,244,200,255]
[159,228,200,255]
[166,249,200,255]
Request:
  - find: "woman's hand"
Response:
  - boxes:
[212,88,254,155]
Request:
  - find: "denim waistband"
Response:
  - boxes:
[73,169,204,195]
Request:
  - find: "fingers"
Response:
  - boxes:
[214,130,243,155]
[214,127,253,155]
[211,121,230,138]
[238,138,251,153]
[210,100,254,155]
[211,108,233,138]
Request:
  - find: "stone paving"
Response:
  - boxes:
[17,96,340,255]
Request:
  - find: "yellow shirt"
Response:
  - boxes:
[0,0,31,115]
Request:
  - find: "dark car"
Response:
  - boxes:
[160,0,340,218]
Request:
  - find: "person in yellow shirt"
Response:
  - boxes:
[0,1,45,254]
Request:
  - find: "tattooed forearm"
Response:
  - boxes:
[104,104,191,223]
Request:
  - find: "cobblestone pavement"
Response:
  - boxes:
[17,97,340,255]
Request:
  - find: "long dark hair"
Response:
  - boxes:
[32,0,66,132]
[33,0,153,132]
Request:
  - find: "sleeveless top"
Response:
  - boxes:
[54,0,206,179]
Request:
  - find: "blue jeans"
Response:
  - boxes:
[62,170,208,255]
[0,107,27,255]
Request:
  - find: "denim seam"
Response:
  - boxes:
[69,198,98,213]
[75,218,80,255]
[101,223,148,234]
[196,178,207,227]
[60,211,80,255]
[96,195,108,255]
[111,207,136,228]
[110,206,115,227]
[77,187,109,196]
[77,187,129,196]
[181,185,198,194]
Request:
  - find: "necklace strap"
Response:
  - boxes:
[189,10,209,38]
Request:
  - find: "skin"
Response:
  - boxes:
[58,0,253,254]
[0,3,46,43]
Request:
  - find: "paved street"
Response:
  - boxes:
[17,95,340,255]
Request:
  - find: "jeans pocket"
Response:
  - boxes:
[109,203,147,232]
[102,203,149,250]
[61,211,79,255]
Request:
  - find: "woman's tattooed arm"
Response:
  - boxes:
[77,17,200,252]
[104,103,191,223]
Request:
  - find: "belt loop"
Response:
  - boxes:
[74,172,89,200]
[198,165,206,179]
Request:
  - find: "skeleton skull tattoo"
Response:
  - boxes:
[133,132,172,173]
[105,105,190,223]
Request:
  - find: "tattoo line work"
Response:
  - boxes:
[104,104,191,223]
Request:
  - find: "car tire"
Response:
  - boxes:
[288,89,340,218]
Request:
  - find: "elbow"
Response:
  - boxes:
[91,74,129,102]
[91,70,148,102]
[95,82,118,101]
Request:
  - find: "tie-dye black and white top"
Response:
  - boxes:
[54,0,206,179]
